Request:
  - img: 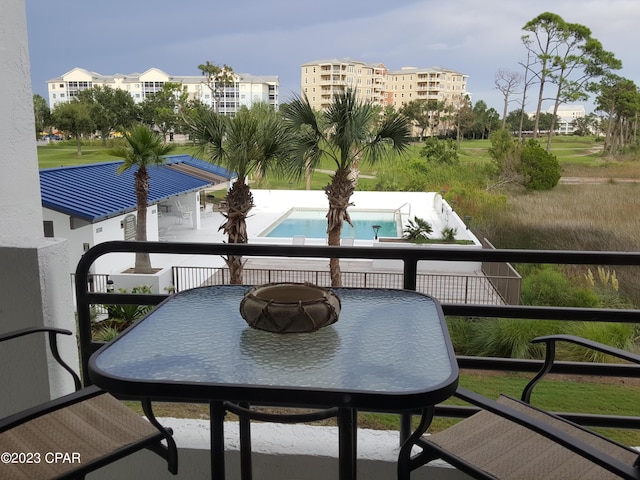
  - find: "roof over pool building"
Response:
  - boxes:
[39,155,234,275]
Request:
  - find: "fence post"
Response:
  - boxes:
[465,276,469,304]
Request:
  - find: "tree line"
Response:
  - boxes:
[396,11,639,155]
[494,11,639,155]
[33,12,640,159]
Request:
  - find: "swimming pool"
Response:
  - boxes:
[261,208,401,240]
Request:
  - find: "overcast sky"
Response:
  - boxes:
[25,0,640,115]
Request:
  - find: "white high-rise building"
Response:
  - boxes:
[47,67,279,113]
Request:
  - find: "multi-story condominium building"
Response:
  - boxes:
[300,58,388,111]
[300,59,468,114]
[386,66,468,111]
[546,104,586,135]
[47,67,280,113]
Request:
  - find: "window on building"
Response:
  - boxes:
[43,221,54,238]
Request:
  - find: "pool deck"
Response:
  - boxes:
[161,190,475,243]
[153,190,503,304]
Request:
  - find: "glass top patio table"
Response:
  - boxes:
[89,285,458,410]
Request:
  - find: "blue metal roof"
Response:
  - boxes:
[40,161,211,222]
[164,154,234,178]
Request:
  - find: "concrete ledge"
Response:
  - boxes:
[88,419,471,479]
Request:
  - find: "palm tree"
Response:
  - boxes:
[283,89,412,286]
[190,103,293,284]
[108,124,175,273]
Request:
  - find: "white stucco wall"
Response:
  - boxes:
[0,0,78,414]
[43,206,161,275]
[1,1,43,244]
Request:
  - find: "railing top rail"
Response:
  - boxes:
[76,240,640,282]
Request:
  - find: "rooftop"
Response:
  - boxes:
[39,156,233,223]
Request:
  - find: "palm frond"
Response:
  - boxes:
[107,124,175,172]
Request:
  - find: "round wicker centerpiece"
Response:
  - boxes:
[239,282,341,333]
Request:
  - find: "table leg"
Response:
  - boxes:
[400,412,412,446]
[239,402,252,480]
[337,408,357,480]
[210,401,226,478]
[397,406,434,480]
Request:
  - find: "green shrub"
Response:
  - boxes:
[520,140,561,190]
[520,265,574,306]
[564,322,640,362]
[446,317,478,355]
[420,138,459,165]
[569,287,601,308]
[93,325,120,343]
[403,217,433,242]
[466,318,567,359]
[94,285,154,340]
[441,227,457,242]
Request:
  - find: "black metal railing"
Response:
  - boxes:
[481,238,522,304]
[76,241,640,430]
[172,266,510,305]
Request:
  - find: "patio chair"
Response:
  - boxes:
[174,200,192,225]
[0,327,178,479]
[202,202,214,216]
[399,334,640,480]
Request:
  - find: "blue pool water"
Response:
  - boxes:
[262,208,399,240]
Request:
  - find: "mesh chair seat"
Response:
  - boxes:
[420,395,639,480]
[0,327,177,480]
[0,389,167,480]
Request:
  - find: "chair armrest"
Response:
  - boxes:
[454,387,640,480]
[0,326,72,343]
[0,327,82,391]
[522,334,640,403]
[533,334,640,364]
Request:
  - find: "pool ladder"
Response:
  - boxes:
[393,203,411,236]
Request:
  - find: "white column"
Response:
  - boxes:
[0,0,78,416]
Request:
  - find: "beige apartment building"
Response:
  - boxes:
[47,67,279,114]
[386,66,468,111]
[301,58,468,115]
[300,58,388,110]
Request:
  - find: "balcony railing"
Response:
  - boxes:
[75,241,640,432]
[171,266,509,305]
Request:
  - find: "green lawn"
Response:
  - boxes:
[361,370,640,446]
[37,142,197,169]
